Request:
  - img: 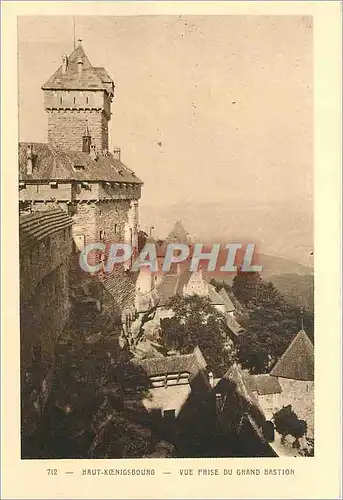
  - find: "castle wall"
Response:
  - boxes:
[19,183,72,202]
[44,89,106,112]
[20,246,71,443]
[47,109,109,152]
[19,182,141,205]
[278,378,314,438]
[20,227,72,303]
[71,199,138,248]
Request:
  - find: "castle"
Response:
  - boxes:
[19,40,142,256]
[19,42,144,453]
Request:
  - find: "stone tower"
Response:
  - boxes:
[19,41,142,261]
[42,40,114,153]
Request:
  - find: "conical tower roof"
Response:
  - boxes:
[270,330,314,381]
[165,220,192,245]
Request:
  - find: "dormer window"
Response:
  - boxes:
[73,164,85,171]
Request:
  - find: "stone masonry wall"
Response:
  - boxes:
[21,258,70,442]
[71,199,138,247]
[47,109,109,152]
[20,227,72,303]
[278,379,314,438]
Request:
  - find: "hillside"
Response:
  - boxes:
[269,273,314,312]
[140,200,314,269]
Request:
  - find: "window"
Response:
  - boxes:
[163,409,176,420]
[73,165,85,171]
[73,97,76,104]
[81,182,91,190]
[59,97,63,104]
[86,97,89,104]
[100,230,107,242]
[50,182,58,189]
[114,224,118,234]
[19,182,26,190]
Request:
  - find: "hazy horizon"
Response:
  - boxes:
[18,15,313,266]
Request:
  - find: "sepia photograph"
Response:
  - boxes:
[18,14,315,461]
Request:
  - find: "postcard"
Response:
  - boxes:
[1,1,341,499]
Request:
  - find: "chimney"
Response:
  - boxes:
[90,144,98,161]
[26,144,33,175]
[82,124,91,153]
[62,53,68,73]
[77,58,83,74]
[113,147,121,161]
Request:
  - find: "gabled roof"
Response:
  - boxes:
[226,314,244,336]
[223,364,255,402]
[154,264,192,307]
[19,143,142,184]
[270,330,314,381]
[208,284,226,306]
[154,275,178,306]
[138,346,207,379]
[20,207,73,251]
[42,43,114,92]
[218,287,235,312]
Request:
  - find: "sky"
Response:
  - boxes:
[18,16,313,265]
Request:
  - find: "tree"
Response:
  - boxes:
[161,294,237,376]
[232,268,265,307]
[273,405,308,447]
[231,268,314,373]
[37,326,152,459]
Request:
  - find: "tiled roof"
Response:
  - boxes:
[223,364,253,400]
[154,275,178,306]
[221,364,265,425]
[218,287,235,312]
[138,346,207,379]
[158,221,192,257]
[19,143,142,184]
[226,315,244,336]
[20,207,73,251]
[270,330,314,381]
[165,220,192,245]
[98,267,138,311]
[154,266,192,306]
[42,44,114,92]
[246,374,282,395]
[208,284,226,306]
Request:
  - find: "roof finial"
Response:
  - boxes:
[300,306,304,331]
[73,16,76,50]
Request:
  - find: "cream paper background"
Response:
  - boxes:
[1,1,341,499]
